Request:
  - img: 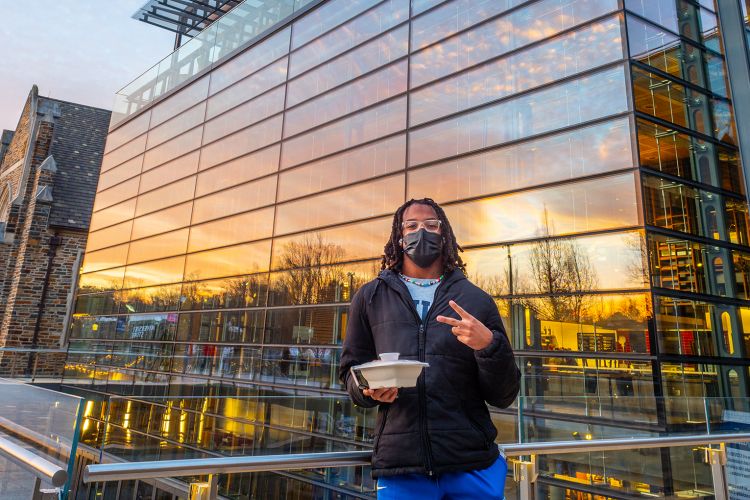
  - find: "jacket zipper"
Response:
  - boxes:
[418,283,447,476]
[385,275,452,476]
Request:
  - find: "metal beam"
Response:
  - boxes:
[716,0,750,199]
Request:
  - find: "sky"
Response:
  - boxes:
[0,1,174,131]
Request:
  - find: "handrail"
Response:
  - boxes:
[0,434,68,487]
[499,432,750,456]
[83,433,750,483]
[84,450,372,483]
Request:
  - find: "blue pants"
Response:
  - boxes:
[376,456,507,499]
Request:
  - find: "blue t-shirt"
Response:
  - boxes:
[400,275,440,323]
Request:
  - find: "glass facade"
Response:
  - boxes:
[66,0,750,497]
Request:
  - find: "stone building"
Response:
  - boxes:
[0,85,110,376]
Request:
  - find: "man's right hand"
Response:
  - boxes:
[363,387,398,403]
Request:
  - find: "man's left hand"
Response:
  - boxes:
[436,300,493,350]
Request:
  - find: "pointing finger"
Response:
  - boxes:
[449,300,473,320]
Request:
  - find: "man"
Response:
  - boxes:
[339,198,521,499]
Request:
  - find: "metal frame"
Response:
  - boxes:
[132,0,241,38]
[82,433,750,500]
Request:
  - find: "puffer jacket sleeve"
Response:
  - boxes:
[474,295,521,408]
[338,287,379,409]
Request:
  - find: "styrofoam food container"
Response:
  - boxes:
[352,353,429,389]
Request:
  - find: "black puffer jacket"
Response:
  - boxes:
[339,269,520,478]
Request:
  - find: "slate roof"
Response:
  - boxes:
[43,98,111,231]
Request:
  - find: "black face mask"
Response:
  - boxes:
[402,229,443,268]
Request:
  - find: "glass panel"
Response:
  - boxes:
[180,275,268,310]
[86,220,134,252]
[79,267,126,293]
[184,240,272,281]
[636,118,745,194]
[712,98,738,146]
[726,197,750,247]
[150,76,210,127]
[625,0,679,34]
[199,115,283,170]
[465,231,647,296]
[271,218,392,270]
[82,244,130,274]
[512,231,648,294]
[642,174,732,241]
[410,0,619,87]
[648,232,730,297]
[191,175,277,224]
[627,14,729,98]
[209,27,291,95]
[446,172,638,246]
[75,293,117,316]
[131,202,193,240]
[146,102,207,150]
[142,126,203,172]
[187,207,275,253]
[412,0,448,15]
[656,295,721,356]
[93,177,140,213]
[509,293,652,354]
[287,25,409,107]
[98,155,143,191]
[195,144,279,194]
[268,260,380,305]
[127,228,190,265]
[176,310,265,343]
[124,256,185,289]
[266,306,346,345]
[409,118,633,203]
[105,112,151,154]
[281,97,406,169]
[411,0,521,49]
[205,58,288,120]
[90,198,137,232]
[411,15,624,125]
[101,134,147,173]
[275,174,404,235]
[138,151,200,194]
[134,176,196,217]
[284,60,408,137]
[203,86,285,144]
[410,65,628,166]
[278,135,405,201]
[292,0,380,49]
[289,0,409,78]
[631,65,713,139]
[118,284,182,314]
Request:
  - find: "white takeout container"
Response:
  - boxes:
[352,353,429,389]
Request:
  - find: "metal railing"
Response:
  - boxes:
[0,434,68,499]
[83,433,750,500]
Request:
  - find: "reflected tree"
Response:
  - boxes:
[275,233,347,305]
[526,210,598,322]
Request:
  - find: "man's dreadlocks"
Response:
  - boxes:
[381,198,466,273]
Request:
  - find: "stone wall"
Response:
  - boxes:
[0,87,109,378]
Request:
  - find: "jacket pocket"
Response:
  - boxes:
[373,406,390,454]
[462,402,492,448]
